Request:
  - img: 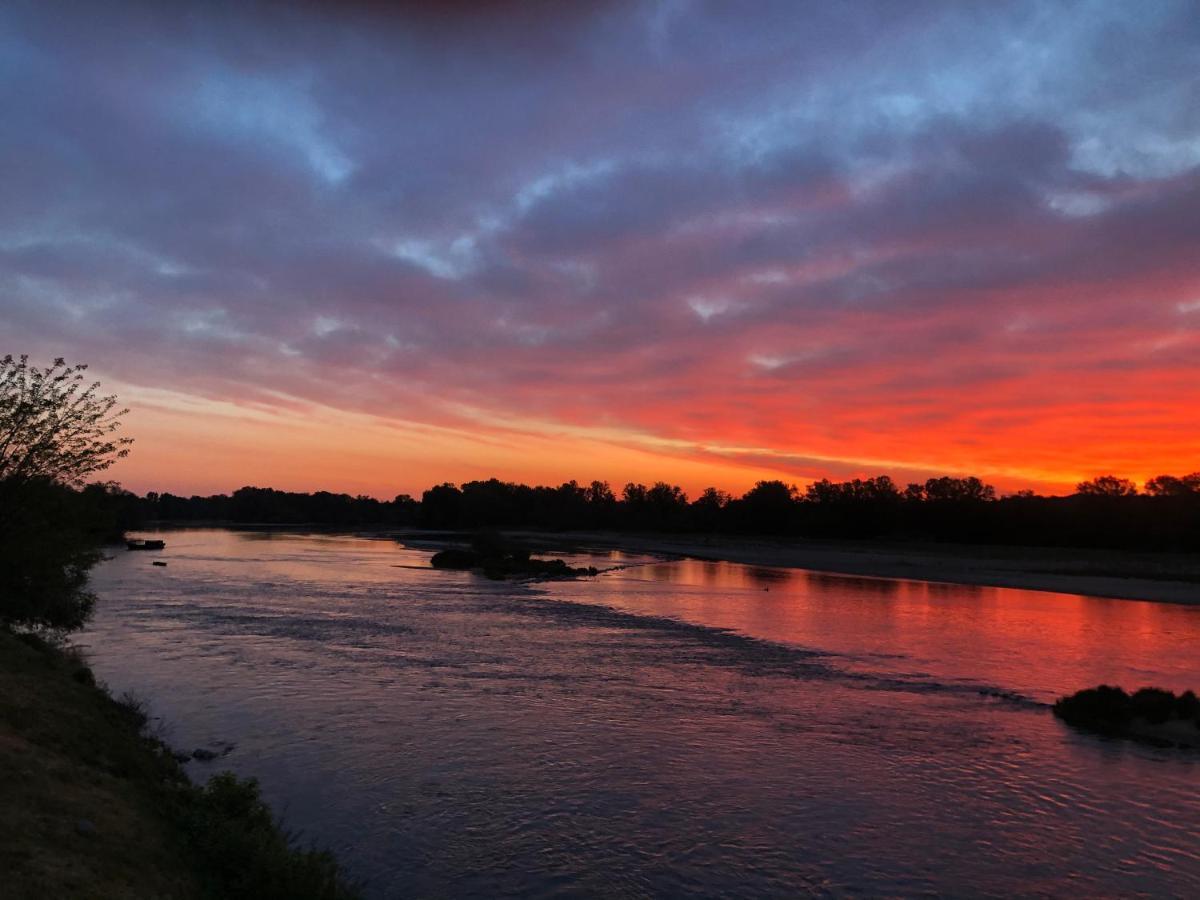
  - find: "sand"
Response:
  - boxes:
[546,532,1200,605]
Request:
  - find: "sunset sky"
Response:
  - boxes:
[2,1,1198,498]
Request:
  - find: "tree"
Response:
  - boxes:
[690,487,730,530]
[583,480,617,528]
[0,479,104,631]
[585,480,615,505]
[1144,473,1200,496]
[923,476,995,503]
[645,481,689,530]
[0,355,131,486]
[420,482,463,528]
[620,482,689,530]
[1,356,131,632]
[1076,475,1138,497]
[622,482,647,505]
[743,480,797,532]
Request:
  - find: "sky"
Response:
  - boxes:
[2,1,1198,499]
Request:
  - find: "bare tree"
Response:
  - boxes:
[0,354,131,487]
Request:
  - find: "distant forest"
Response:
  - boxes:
[89,472,1200,552]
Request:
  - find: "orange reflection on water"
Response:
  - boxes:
[599,559,1200,702]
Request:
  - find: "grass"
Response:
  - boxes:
[0,629,361,899]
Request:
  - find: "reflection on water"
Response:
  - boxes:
[84,530,1200,898]
[585,558,1200,702]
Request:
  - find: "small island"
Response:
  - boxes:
[430,533,599,581]
[1053,685,1200,748]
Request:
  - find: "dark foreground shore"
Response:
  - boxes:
[550,532,1200,605]
[0,630,359,899]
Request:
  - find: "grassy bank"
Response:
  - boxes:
[0,629,360,899]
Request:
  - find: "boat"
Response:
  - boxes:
[126,539,166,551]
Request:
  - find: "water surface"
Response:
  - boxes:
[84,529,1200,897]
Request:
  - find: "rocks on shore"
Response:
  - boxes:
[1053,685,1200,747]
[191,741,236,762]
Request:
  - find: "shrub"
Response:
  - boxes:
[184,772,360,900]
[1130,687,1176,724]
[1054,685,1200,737]
[1053,684,1132,732]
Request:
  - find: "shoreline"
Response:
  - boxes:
[140,523,1200,605]
[546,532,1200,605]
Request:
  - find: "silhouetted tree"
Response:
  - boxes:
[0,355,131,486]
[616,482,689,530]
[461,479,519,527]
[743,480,797,532]
[392,493,420,525]
[552,481,590,529]
[585,480,615,505]
[420,483,463,528]
[1076,475,1138,497]
[799,477,904,536]
[80,481,145,541]
[923,476,995,503]
[1,355,132,632]
[914,476,996,539]
[1144,473,1200,496]
[690,487,730,531]
[644,482,690,530]
[584,480,618,528]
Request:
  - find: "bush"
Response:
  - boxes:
[1130,687,1176,724]
[0,478,104,632]
[184,772,360,900]
[1053,684,1133,733]
[1054,685,1200,737]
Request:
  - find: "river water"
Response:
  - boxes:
[83,529,1200,897]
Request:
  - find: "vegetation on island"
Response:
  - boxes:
[429,532,599,580]
[1054,685,1200,748]
[0,354,359,899]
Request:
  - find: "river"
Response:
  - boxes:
[83,529,1200,897]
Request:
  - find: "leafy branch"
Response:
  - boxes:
[0,354,132,487]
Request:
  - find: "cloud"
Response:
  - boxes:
[1,0,1198,493]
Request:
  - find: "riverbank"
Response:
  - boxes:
[148,523,1200,604]
[0,629,359,899]
[547,533,1200,604]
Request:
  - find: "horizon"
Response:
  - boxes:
[128,470,1175,505]
[4,2,1198,499]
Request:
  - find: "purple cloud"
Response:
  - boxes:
[1,0,1198,490]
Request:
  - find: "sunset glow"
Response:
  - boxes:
[3,2,1198,497]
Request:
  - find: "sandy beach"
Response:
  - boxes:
[547,532,1200,605]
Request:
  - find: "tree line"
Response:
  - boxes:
[111,470,1200,551]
